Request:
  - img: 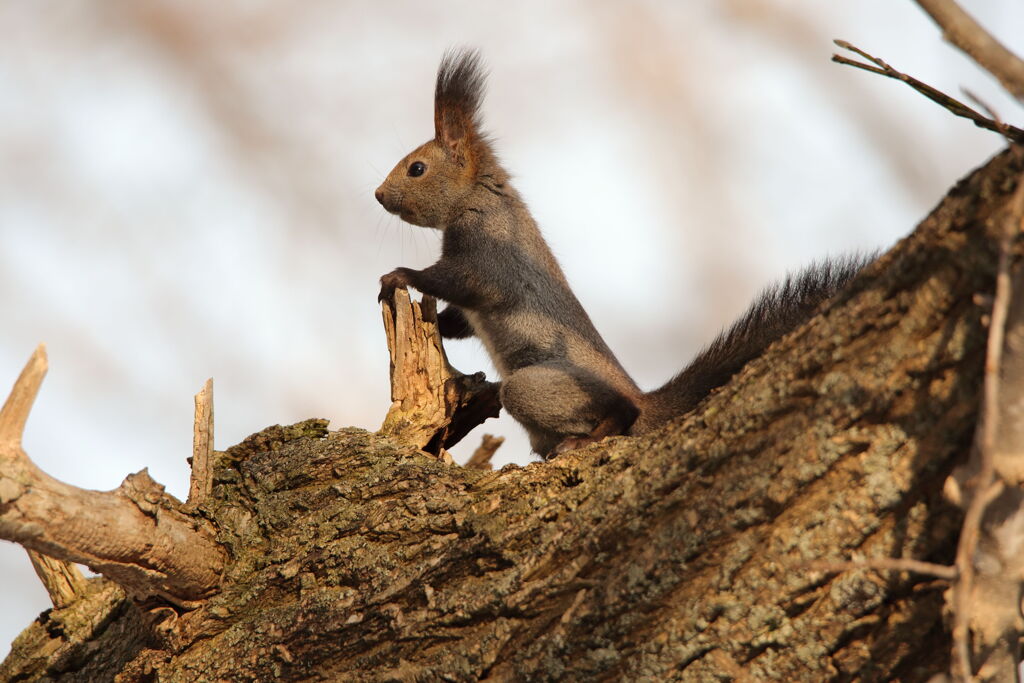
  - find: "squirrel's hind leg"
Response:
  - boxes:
[500,362,638,459]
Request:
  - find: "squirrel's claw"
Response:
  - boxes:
[378,269,411,302]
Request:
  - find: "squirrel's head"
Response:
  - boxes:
[375,49,494,229]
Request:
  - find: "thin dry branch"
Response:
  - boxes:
[832,40,1024,144]
[913,0,1024,102]
[187,378,214,508]
[379,288,501,454]
[0,347,225,605]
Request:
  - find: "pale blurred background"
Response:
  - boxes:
[1,0,1022,656]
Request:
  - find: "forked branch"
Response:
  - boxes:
[0,346,225,606]
[832,40,1024,144]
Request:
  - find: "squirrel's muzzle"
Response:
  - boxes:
[375,184,405,219]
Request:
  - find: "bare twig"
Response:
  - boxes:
[913,0,1024,102]
[0,347,226,605]
[465,434,504,470]
[187,378,214,508]
[805,558,958,581]
[832,40,1024,144]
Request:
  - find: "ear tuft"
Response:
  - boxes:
[434,48,487,156]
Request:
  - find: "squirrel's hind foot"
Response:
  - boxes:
[546,409,637,458]
[548,434,605,457]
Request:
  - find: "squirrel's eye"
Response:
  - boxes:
[408,161,426,177]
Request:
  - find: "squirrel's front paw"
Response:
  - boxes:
[378,269,412,302]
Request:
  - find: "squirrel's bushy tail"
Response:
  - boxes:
[636,254,875,431]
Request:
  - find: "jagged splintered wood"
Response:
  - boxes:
[187,378,214,509]
[26,551,87,610]
[0,346,225,606]
[379,288,501,454]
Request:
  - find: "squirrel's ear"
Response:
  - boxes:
[434,49,486,163]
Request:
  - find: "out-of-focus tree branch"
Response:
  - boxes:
[914,0,1024,102]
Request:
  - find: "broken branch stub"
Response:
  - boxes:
[379,288,501,454]
[466,433,503,470]
[187,378,214,509]
[0,346,226,606]
[26,550,87,609]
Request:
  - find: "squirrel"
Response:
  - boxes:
[375,50,872,458]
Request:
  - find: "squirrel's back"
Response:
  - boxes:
[634,254,874,432]
[377,49,876,456]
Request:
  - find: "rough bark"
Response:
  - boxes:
[0,148,1021,681]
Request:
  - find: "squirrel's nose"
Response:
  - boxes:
[374,187,385,205]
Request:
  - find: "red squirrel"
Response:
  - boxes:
[376,50,870,458]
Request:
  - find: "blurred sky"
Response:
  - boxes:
[1,0,1022,658]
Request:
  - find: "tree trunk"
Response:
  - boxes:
[1,148,1020,681]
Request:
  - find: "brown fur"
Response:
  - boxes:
[376,50,870,457]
